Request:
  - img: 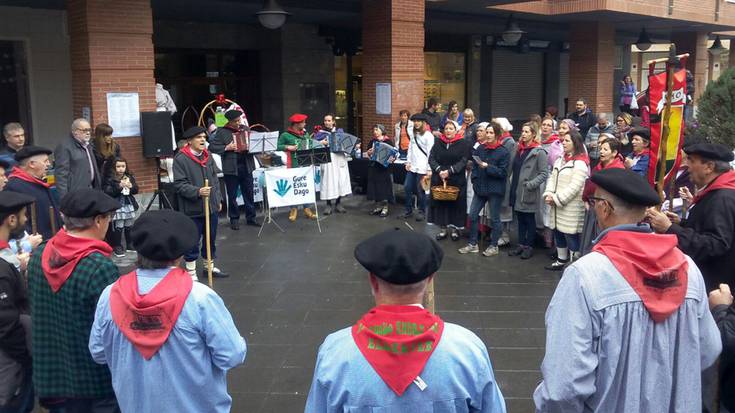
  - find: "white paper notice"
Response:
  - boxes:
[376,83,391,115]
[106,93,140,137]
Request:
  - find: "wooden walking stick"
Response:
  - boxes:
[30,202,38,235]
[48,207,57,235]
[425,279,436,314]
[203,179,213,288]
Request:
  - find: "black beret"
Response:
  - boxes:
[683,142,734,162]
[60,189,120,218]
[591,168,660,206]
[182,126,207,140]
[0,158,9,170]
[354,228,443,285]
[410,113,428,122]
[14,145,52,162]
[630,127,651,142]
[225,109,243,121]
[130,210,198,261]
[0,191,34,214]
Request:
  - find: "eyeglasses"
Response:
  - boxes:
[588,196,614,210]
[75,128,92,133]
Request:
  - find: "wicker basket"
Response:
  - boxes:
[431,179,460,201]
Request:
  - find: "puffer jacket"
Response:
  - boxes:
[544,157,589,234]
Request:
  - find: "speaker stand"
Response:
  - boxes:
[145,157,174,211]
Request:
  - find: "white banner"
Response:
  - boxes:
[313,166,321,192]
[265,167,316,208]
[236,168,264,205]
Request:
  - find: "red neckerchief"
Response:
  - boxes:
[109,268,193,360]
[0,240,9,250]
[9,166,50,188]
[541,133,560,145]
[439,134,463,144]
[352,305,444,396]
[517,140,539,154]
[286,128,305,137]
[564,153,590,166]
[593,156,625,172]
[484,140,502,150]
[285,129,306,168]
[180,144,209,168]
[500,132,513,144]
[692,170,735,206]
[632,149,650,158]
[41,229,113,293]
[592,231,688,322]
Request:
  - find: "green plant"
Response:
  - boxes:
[695,67,735,148]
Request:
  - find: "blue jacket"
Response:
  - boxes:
[471,144,509,197]
[5,176,61,239]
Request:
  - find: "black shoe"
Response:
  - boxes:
[508,246,524,256]
[323,206,333,216]
[545,259,569,271]
[520,247,534,260]
[436,231,447,241]
[450,230,460,242]
[370,207,382,215]
[246,220,261,227]
[397,211,413,220]
[113,247,125,258]
[203,268,230,278]
[230,220,240,230]
[415,212,425,222]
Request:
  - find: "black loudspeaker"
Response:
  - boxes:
[141,111,175,158]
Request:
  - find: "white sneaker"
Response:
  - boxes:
[497,234,510,247]
[458,244,479,254]
[482,246,499,257]
[185,261,198,281]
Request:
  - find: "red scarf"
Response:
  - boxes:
[9,166,50,188]
[592,231,688,323]
[517,139,539,154]
[541,133,560,145]
[41,229,113,293]
[632,148,650,158]
[484,140,502,150]
[439,134,463,144]
[285,129,306,168]
[109,268,193,360]
[593,156,625,172]
[564,152,590,166]
[287,127,305,137]
[180,144,209,167]
[692,170,735,205]
[352,305,444,396]
[0,240,9,250]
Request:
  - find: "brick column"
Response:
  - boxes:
[670,31,708,103]
[361,0,424,145]
[67,0,157,192]
[568,22,615,116]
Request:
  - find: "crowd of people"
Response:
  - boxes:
[0,81,734,412]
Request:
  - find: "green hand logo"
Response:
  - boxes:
[274,179,291,197]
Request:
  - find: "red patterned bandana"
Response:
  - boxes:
[41,229,112,293]
[180,144,209,167]
[352,305,444,396]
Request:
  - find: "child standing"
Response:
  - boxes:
[103,158,139,257]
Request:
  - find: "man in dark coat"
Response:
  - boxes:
[209,109,258,230]
[5,146,62,239]
[173,126,227,280]
[709,283,735,413]
[54,118,102,199]
[0,192,34,413]
[647,143,735,290]
[567,99,595,137]
[421,98,442,137]
[0,123,26,169]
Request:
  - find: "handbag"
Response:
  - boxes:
[629,97,639,110]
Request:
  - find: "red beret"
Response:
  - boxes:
[289,113,308,123]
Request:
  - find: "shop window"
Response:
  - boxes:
[424,52,466,111]
[0,40,32,142]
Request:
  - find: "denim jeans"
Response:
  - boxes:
[184,213,218,262]
[554,229,581,253]
[404,171,427,214]
[468,194,503,246]
[515,211,536,247]
[0,367,33,413]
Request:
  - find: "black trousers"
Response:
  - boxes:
[224,163,256,223]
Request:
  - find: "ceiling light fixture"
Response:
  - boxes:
[709,35,726,56]
[635,27,652,51]
[502,14,525,46]
[256,0,290,30]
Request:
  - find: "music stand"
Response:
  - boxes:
[249,132,279,154]
[144,158,174,211]
[295,147,331,166]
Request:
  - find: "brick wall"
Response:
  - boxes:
[360,0,425,146]
[568,22,615,116]
[67,0,157,193]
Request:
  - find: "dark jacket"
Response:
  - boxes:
[0,146,19,169]
[471,144,509,197]
[209,127,256,175]
[102,173,139,211]
[428,138,470,189]
[5,177,62,240]
[462,122,478,145]
[0,257,30,367]
[667,186,735,291]
[53,136,102,199]
[92,142,120,179]
[172,150,221,218]
[712,303,735,412]
[421,108,442,133]
[568,109,596,137]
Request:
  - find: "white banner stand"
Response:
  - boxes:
[260,166,321,236]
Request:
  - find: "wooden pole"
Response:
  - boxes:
[30,203,37,234]
[48,207,57,235]
[425,279,436,314]
[203,179,213,288]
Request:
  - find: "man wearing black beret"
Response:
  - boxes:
[209,109,259,231]
[646,142,735,290]
[173,126,227,280]
[89,210,246,412]
[535,168,721,411]
[0,192,34,413]
[5,145,62,239]
[306,228,506,411]
[27,189,121,411]
[624,127,652,177]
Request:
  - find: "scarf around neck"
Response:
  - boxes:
[109,268,193,360]
[180,144,209,167]
[592,230,688,322]
[287,127,305,137]
[691,170,735,206]
[10,166,50,188]
[541,133,560,145]
[517,139,539,154]
[440,134,463,144]
[41,229,113,293]
[484,140,502,150]
[352,305,444,396]
[564,152,590,166]
[594,156,625,172]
